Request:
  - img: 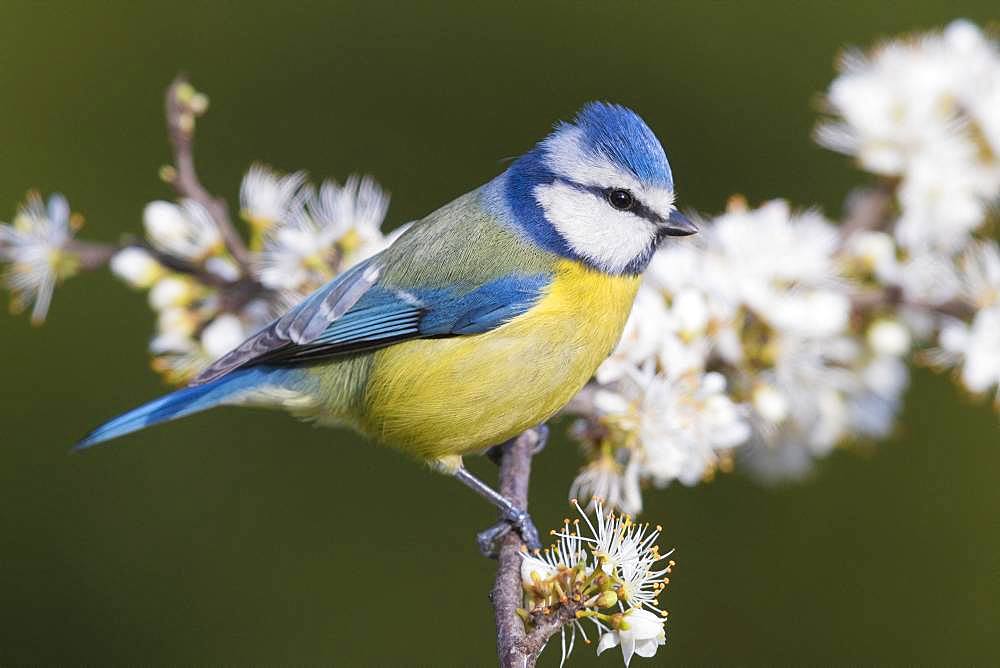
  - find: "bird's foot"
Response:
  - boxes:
[476,506,542,558]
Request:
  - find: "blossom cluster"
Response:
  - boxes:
[567,19,999,512]
[1,82,393,387]
[112,166,390,384]
[520,499,674,667]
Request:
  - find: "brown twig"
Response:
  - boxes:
[838,177,898,241]
[163,75,252,271]
[492,431,535,667]
[65,239,117,271]
[851,286,976,321]
[491,428,582,667]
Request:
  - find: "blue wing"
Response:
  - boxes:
[192,257,551,384]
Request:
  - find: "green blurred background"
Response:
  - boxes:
[1,2,998,665]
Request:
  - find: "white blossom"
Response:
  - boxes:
[738,334,859,482]
[894,137,997,253]
[897,252,962,306]
[699,200,849,337]
[205,256,241,282]
[596,608,667,667]
[569,452,642,516]
[311,175,390,260]
[256,204,336,290]
[817,20,1000,174]
[958,241,1000,309]
[239,164,307,230]
[573,499,672,615]
[841,230,900,284]
[591,367,750,488]
[848,354,910,438]
[110,247,164,289]
[527,501,673,667]
[0,192,76,324]
[867,319,911,357]
[143,199,222,261]
[148,275,199,310]
[155,305,199,340]
[818,20,1000,254]
[255,175,390,291]
[938,308,1000,400]
[752,384,789,425]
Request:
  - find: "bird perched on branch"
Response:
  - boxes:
[77,102,696,552]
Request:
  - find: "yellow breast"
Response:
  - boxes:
[360,260,640,460]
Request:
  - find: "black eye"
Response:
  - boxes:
[606,188,635,211]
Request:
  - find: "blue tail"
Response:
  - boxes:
[74,368,264,451]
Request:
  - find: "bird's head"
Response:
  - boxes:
[498,102,696,275]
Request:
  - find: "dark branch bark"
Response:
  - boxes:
[163,75,252,270]
[492,430,535,668]
[491,428,582,667]
[839,178,898,241]
[65,239,117,271]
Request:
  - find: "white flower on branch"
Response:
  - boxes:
[595,608,667,667]
[867,318,911,358]
[849,354,910,439]
[239,164,307,233]
[957,241,1000,309]
[256,204,336,290]
[256,174,390,292]
[741,335,857,478]
[568,447,642,517]
[0,192,78,324]
[148,275,200,310]
[521,500,673,667]
[143,199,224,262]
[897,251,962,307]
[841,230,900,284]
[110,247,165,289]
[312,175,391,261]
[895,138,998,253]
[926,241,1000,402]
[576,499,672,615]
[818,20,1000,254]
[581,366,750,496]
[817,20,1000,175]
[937,308,1000,401]
[702,200,849,338]
[639,370,750,487]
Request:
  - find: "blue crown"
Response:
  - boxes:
[565,102,673,190]
[487,102,673,275]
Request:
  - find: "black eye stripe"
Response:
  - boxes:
[555,177,665,225]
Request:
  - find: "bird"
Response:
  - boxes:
[76,102,697,552]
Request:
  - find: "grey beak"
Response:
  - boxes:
[661,210,698,236]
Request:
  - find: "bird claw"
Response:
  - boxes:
[477,507,542,558]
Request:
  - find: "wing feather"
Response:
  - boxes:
[191,259,381,385]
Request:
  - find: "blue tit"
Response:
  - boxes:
[76,102,696,549]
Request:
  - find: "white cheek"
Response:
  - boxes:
[534,182,657,273]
